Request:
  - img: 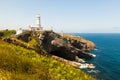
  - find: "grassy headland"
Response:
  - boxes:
[0,30,96,80]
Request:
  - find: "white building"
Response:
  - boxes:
[16,14,43,35]
[28,14,43,31]
[16,28,28,35]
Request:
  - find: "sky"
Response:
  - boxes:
[0,0,120,33]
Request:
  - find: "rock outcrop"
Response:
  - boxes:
[17,30,96,61]
[61,34,96,51]
[33,31,95,60]
[2,30,96,69]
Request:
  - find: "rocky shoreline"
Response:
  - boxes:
[52,55,95,69]
[16,30,96,68]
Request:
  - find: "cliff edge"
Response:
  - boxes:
[17,30,96,61]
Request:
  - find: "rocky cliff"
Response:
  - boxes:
[17,30,96,61]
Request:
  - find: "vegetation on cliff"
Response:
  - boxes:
[0,30,96,80]
[0,40,95,80]
[0,30,16,38]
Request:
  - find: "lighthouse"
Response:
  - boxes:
[36,14,42,30]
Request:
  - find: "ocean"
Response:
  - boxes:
[73,33,120,80]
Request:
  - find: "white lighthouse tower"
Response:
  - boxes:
[36,14,42,30]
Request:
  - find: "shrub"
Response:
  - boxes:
[0,30,16,38]
[0,31,4,37]
[3,30,16,38]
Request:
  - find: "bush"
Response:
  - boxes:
[3,30,16,37]
[0,30,16,38]
[0,31,4,37]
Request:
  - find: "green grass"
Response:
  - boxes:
[0,40,95,80]
[0,30,16,38]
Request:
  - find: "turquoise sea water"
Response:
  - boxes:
[74,33,120,80]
